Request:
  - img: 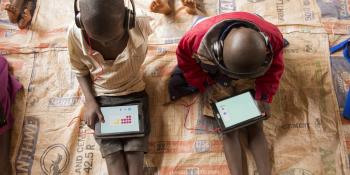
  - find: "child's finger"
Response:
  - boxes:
[88,115,96,129]
[87,117,93,128]
[83,114,89,124]
[97,111,105,123]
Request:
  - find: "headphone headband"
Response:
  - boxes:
[211,21,274,79]
[74,0,136,30]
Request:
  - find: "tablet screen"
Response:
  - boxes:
[100,105,140,134]
[215,92,262,127]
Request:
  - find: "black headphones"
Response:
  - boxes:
[211,21,274,79]
[74,0,136,30]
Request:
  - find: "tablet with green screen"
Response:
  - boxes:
[211,91,264,133]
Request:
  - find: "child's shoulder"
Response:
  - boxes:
[67,23,84,48]
[67,23,80,40]
[134,17,153,37]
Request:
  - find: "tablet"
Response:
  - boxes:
[211,91,265,133]
[94,103,145,138]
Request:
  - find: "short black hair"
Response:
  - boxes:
[80,0,126,36]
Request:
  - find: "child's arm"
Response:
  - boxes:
[176,35,214,93]
[255,46,284,103]
[67,26,104,129]
[77,75,105,129]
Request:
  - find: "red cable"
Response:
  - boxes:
[80,34,220,134]
[181,96,221,133]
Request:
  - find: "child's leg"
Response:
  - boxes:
[96,137,128,175]
[124,136,148,175]
[223,130,243,175]
[149,0,172,15]
[246,121,271,175]
[126,151,144,175]
[181,0,197,15]
[105,151,128,175]
[0,131,11,175]
[5,0,25,23]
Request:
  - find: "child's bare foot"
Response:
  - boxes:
[150,0,172,15]
[5,4,20,23]
[18,9,32,29]
[181,0,197,15]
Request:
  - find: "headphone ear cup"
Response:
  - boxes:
[262,59,269,66]
[212,41,224,63]
[129,9,135,29]
[75,13,83,29]
[261,44,273,67]
[262,54,272,67]
[124,8,135,30]
[217,40,224,62]
[212,41,220,58]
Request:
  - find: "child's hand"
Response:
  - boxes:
[83,101,105,129]
[257,100,271,119]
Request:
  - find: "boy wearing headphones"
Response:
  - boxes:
[67,0,152,174]
[168,12,285,175]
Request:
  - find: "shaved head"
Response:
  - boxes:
[80,0,126,42]
[222,27,268,75]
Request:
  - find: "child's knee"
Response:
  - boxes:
[126,151,144,159]
[247,122,264,137]
[248,121,263,131]
[223,130,240,141]
[105,151,124,165]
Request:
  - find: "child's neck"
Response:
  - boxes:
[85,32,129,60]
